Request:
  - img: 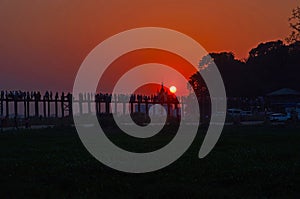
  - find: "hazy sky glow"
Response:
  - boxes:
[0,0,298,93]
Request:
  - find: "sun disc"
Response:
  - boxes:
[170,86,177,93]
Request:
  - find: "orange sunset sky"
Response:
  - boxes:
[0,0,299,93]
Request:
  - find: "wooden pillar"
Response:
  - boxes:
[98,101,101,114]
[105,101,110,114]
[26,98,30,118]
[79,94,83,115]
[123,103,126,115]
[23,98,26,119]
[6,98,9,118]
[14,97,18,118]
[43,97,46,118]
[61,93,65,118]
[0,96,3,116]
[181,97,184,118]
[137,102,141,113]
[55,96,58,118]
[68,93,72,116]
[130,102,133,114]
[35,99,39,118]
[160,103,164,115]
[95,94,99,115]
[47,98,50,118]
[87,93,91,114]
[145,100,149,115]
[114,96,117,114]
[95,99,99,115]
[175,103,179,118]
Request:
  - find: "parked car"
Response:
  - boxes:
[227,109,242,116]
[268,113,290,122]
[241,111,253,117]
[296,103,300,119]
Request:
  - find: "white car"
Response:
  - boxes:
[227,109,242,116]
[268,113,290,122]
[241,111,253,117]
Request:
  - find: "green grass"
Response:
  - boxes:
[0,125,299,198]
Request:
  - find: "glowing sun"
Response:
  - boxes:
[169,86,177,94]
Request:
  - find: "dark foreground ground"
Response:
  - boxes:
[0,125,299,198]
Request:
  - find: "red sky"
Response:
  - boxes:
[0,0,298,93]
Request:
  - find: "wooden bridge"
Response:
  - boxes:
[0,91,188,119]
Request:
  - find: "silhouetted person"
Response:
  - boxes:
[26,92,30,100]
[45,91,49,100]
[67,93,72,101]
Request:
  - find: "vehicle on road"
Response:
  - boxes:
[296,103,300,119]
[227,109,242,117]
[268,113,291,122]
[241,111,253,117]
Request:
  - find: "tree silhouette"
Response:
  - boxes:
[189,52,247,97]
[189,41,300,98]
[286,6,300,43]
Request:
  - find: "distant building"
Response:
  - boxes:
[266,88,300,111]
[156,82,168,103]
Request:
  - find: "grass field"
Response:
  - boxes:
[0,125,299,198]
